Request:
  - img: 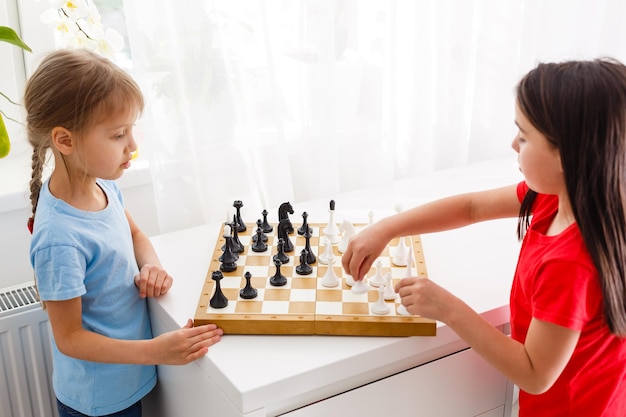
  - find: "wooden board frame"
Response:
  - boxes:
[194,222,436,337]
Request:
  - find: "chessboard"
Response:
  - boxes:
[193,212,436,337]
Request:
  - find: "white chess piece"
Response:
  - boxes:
[345,273,355,287]
[368,259,386,287]
[397,252,414,315]
[338,220,355,253]
[368,211,375,227]
[397,303,411,316]
[323,203,341,244]
[392,240,408,266]
[321,258,340,287]
[405,247,415,277]
[372,285,390,315]
[383,273,396,300]
[351,279,369,295]
[318,236,335,265]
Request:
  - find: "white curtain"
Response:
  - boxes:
[122,0,626,234]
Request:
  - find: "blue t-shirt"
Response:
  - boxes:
[30,178,156,416]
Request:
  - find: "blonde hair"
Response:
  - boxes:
[24,48,144,223]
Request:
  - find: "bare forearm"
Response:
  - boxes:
[56,328,155,365]
[132,230,162,269]
[376,185,520,242]
[444,300,573,394]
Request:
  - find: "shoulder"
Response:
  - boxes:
[517,181,558,219]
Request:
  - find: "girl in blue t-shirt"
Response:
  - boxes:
[25,49,223,417]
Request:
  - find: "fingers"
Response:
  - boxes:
[135,265,173,298]
[342,241,374,281]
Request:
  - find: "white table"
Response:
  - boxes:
[145,158,523,417]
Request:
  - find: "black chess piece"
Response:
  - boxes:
[210,271,229,308]
[231,216,245,253]
[219,226,238,272]
[239,271,258,299]
[270,259,288,286]
[261,209,273,233]
[252,219,268,243]
[303,227,316,264]
[251,226,268,252]
[273,238,290,264]
[295,249,313,275]
[221,220,243,254]
[233,200,246,232]
[278,202,294,234]
[297,211,312,235]
[277,218,294,252]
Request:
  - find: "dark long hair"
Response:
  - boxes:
[516,59,626,336]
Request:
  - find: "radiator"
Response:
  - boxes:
[0,282,57,417]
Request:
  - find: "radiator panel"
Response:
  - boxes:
[0,283,56,417]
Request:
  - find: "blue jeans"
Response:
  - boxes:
[56,399,142,417]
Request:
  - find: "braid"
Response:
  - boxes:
[29,144,47,217]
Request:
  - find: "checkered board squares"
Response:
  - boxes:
[193,222,436,337]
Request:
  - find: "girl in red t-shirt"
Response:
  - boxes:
[343,59,626,416]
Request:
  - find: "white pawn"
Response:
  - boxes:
[383,273,396,300]
[321,258,340,288]
[368,211,375,227]
[372,285,390,315]
[345,273,355,287]
[351,278,369,295]
[368,259,386,287]
[318,236,335,265]
[392,240,409,266]
[397,303,411,316]
[397,251,414,315]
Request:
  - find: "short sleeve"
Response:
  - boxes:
[33,245,87,301]
[531,261,602,331]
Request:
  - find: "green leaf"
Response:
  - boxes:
[0,113,10,158]
[0,25,32,52]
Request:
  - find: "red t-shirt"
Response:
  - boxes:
[512,182,626,417]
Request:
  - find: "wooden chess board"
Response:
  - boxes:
[193,222,436,337]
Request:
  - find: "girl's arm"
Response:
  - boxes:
[343,184,521,281]
[45,297,223,365]
[125,209,172,298]
[396,278,579,394]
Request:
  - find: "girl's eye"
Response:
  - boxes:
[114,132,126,140]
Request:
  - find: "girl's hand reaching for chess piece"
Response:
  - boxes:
[395,276,466,323]
[342,221,391,282]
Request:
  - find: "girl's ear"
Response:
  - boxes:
[51,127,74,155]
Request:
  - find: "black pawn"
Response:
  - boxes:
[298,211,311,235]
[295,249,313,275]
[210,271,229,309]
[303,227,316,264]
[261,209,273,233]
[252,219,268,243]
[219,226,238,272]
[234,200,246,232]
[273,238,290,265]
[251,227,268,252]
[270,259,288,287]
[239,271,258,299]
